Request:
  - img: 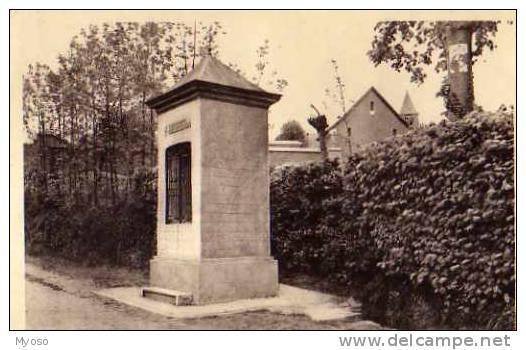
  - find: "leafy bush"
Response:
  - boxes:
[270,160,343,272]
[25,170,157,268]
[270,111,515,329]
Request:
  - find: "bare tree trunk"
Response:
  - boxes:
[141,91,146,167]
[38,112,48,195]
[91,93,100,207]
[104,80,112,205]
[72,108,79,200]
[149,108,155,168]
[318,130,329,162]
[69,106,77,198]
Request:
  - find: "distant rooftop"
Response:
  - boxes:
[327,86,408,132]
[400,91,418,116]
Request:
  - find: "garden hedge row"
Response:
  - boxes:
[25,171,157,268]
[270,111,515,329]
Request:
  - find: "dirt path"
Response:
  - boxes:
[24,257,383,330]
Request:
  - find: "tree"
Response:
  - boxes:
[303,58,354,162]
[253,39,288,92]
[323,58,353,154]
[23,21,288,207]
[324,59,351,116]
[275,120,306,144]
[228,39,288,93]
[23,21,226,206]
[22,20,289,266]
[368,21,500,118]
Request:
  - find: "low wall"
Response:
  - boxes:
[269,147,341,167]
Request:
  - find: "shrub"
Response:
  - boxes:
[24,170,157,268]
[270,160,343,273]
[270,111,515,329]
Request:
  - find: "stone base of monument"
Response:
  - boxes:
[94,284,363,322]
[149,256,278,305]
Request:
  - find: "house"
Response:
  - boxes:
[268,87,419,167]
[327,87,419,159]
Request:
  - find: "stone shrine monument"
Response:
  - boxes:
[144,56,281,305]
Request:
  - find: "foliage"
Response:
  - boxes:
[23,21,288,267]
[253,39,289,92]
[25,170,157,268]
[368,21,499,84]
[275,120,307,144]
[270,159,343,273]
[368,21,501,117]
[23,22,229,205]
[271,111,515,329]
[23,23,189,268]
[23,21,288,206]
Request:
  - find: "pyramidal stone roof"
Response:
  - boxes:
[146,55,280,113]
[400,91,418,116]
[172,55,265,92]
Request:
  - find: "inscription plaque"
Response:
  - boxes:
[165,119,191,135]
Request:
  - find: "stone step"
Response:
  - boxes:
[141,286,193,306]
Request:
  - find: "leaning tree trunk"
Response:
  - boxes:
[445,21,474,119]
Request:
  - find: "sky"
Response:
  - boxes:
[10,10,516,139]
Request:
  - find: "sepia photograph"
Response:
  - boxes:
[9,9,516,333]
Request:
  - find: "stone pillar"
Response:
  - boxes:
[145,56,281,304]
[446,21,474,118]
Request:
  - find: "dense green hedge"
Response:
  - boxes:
[270,111,515,329]
[271,159,344,275]
[25,171,157,268]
